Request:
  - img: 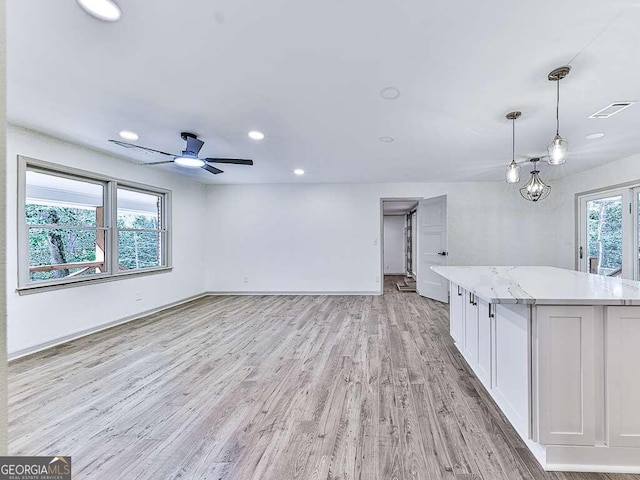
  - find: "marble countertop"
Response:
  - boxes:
[431,266,640,305]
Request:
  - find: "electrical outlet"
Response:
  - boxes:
[375,276,380,283]
[373,238,378,245]
[135,291,143,301]
[242,276,249,284]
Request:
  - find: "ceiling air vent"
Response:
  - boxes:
[588,102,636,119]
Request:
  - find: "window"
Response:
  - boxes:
[577,184,639,280]
[117,187,165,271]
[19,157,171,290]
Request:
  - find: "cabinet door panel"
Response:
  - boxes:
[464,292,479,364]
[537,306,595,446]
[449,282,464,345]
[607,307,640,447]
[476,298,492,388]
[493,304,530,437]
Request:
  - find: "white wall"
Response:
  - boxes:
[205,182,555,293]
[551,152,640,270]
[6,126,208,356]
[383,215,405,274]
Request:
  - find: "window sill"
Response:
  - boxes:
[16,266,173,295]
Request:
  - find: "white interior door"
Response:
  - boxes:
[416,195,448,302]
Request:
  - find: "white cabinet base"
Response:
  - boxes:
[447,282,640,474]
[607,307,640,448]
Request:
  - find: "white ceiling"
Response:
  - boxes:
[8,0,640,185]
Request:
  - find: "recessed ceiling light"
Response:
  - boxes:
[248,130,265,140]
[294,169,304,175]
[379,136,394,143]
[380,87,401,100]
[118,130,139,141]
[585,132,605,140]
[77,0,121,22]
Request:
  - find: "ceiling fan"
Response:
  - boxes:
[109,132,254,175]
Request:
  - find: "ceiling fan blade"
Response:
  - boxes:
[143,160,176,165]
[204,158,254,165]
[109,139,175,156]
[186,136,204,155]
[202,164,224,175]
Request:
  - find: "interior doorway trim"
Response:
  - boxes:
[379,197,422,295]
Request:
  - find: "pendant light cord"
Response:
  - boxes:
[512,117,515,161]
[556,79,560,135]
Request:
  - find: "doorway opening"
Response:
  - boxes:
[381,199,419,294]
[380,196,449,302]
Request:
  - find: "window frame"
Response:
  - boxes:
[17,156,172,293]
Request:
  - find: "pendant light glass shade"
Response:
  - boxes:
[520,160,551,202]
[506,160,521,183]
[547,134,568,165]
[504,111,521,183]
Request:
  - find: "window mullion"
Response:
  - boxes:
[108,180,118,276]
[629,187,640,280]
[18,157,29,288]
[622,188,633,280]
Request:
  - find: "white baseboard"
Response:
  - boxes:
[8,292,208,361]
[206,291,381,296]
[545,445,640,473]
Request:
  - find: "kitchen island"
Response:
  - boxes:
[432,266,640,474]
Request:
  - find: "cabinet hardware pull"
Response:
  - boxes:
[488,303,494,318]
[457,285,462,296]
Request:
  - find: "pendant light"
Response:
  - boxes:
[505,111,521,183]
[520,158,551,202]
[547,66,571,165]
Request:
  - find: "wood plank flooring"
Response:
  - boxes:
[8,276,639,479]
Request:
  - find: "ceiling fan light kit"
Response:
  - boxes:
[109,131,254,176]
[503,65,572,200]
[174,156,205,168]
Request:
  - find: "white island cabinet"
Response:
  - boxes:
[432,266,640,474]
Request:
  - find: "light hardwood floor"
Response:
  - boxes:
[8,277,640,479]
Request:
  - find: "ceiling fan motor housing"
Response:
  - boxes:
[180,132,198,141]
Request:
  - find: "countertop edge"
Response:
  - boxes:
[432,266,640,306]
